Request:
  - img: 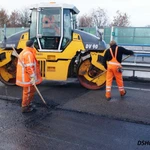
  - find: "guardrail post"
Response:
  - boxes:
[110,26,114,41]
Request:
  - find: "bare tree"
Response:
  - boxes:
[7,8,30,27]
[8,10,22,27]
[111,10,130,27]
[91,7,109,28]
[0,9,9,27]
[19,8,30,27]
[78,14,93,27]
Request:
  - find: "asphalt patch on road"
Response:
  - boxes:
[59,88,150,126]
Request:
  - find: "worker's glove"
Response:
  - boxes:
[117,67,122,73]
[30,76,36,85]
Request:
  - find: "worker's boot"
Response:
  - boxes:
[105,92,111,101]
[120,90,127,97]
[29,102,36,109]
[22,105,36,113]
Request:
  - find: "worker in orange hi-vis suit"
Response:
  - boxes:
[42,15,60,35]
[16,40,42,113]
[42,16,51,28]
[103,40,134,101]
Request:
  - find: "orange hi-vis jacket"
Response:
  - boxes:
[16,47,42,87]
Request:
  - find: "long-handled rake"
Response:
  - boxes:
[12,47,49,108]
[91,54,131,82]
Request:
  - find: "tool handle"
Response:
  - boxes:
[12,47,48,107]
[122,55,131,61]
[12,47,25,68]
[91,55,131,81]
[33,83,47,105]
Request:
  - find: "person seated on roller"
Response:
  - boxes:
[42,15,60,36]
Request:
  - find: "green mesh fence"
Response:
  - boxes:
[0,27,29,42]
[78,27,97,36]
[1,27,150,46]
[103,27,111,44]
[104,27,150,46]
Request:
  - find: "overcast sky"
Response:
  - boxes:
[0,0,150,27]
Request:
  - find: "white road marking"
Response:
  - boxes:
[113,86,150,91]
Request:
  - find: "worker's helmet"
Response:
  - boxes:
[26,40,34,47]
[109,40,117,47]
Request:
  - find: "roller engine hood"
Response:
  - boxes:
[73,29,106,51]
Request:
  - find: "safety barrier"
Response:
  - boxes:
[104,27,150,45]
[122,51,150,80]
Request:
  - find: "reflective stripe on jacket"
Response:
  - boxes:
[107,46,122,68]
[16,47,42,87]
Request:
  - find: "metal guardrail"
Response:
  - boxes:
[122,51,150,79]
[122,63,150,72]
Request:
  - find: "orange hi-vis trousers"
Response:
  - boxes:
[22,86,36,107]
[105,64,125,98]
[105,47,125,98]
